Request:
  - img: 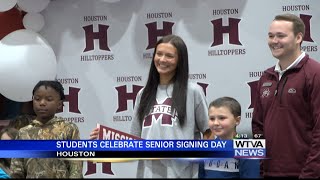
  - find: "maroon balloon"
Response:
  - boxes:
[0,7,24,40]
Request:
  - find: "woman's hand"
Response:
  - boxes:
[89,127,99,140]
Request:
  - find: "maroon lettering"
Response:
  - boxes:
[83,24,110,52]
[211,18,242,46]
[85,161,114,176]
[300,14,313,42]
[58,87,81,114]
[115,85,143,112]
[247,80,259,109]
[143,98,177,127]
[197,82,209,96]
[145,21,174,50]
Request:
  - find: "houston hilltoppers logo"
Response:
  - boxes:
[211,17,241,47]
[83,24,110,52]
[81,20,114,61]
[57,86,81,114]
[208,10,246,56]
[247,81,258,109]
[145,21,174,50]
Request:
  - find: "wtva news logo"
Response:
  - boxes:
[233,139,266,158]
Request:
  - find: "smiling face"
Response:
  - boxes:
[208,106,240,140]
[268,20,303,62]
[32,85,62,123]
[154,42,179,84]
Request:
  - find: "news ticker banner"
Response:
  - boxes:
[0,139,266,159]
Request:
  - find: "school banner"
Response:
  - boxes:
[40,0,320,178]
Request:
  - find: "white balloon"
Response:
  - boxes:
[17,0,50,13]
[0,29,57,102]
[0,0,17,12]
[23,13,45,32]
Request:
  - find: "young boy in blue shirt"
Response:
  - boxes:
[199,97,260,178]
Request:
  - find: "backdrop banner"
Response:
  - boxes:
[40,0,320,178]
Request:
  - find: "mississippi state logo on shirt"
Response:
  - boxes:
[143,98,178,127]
